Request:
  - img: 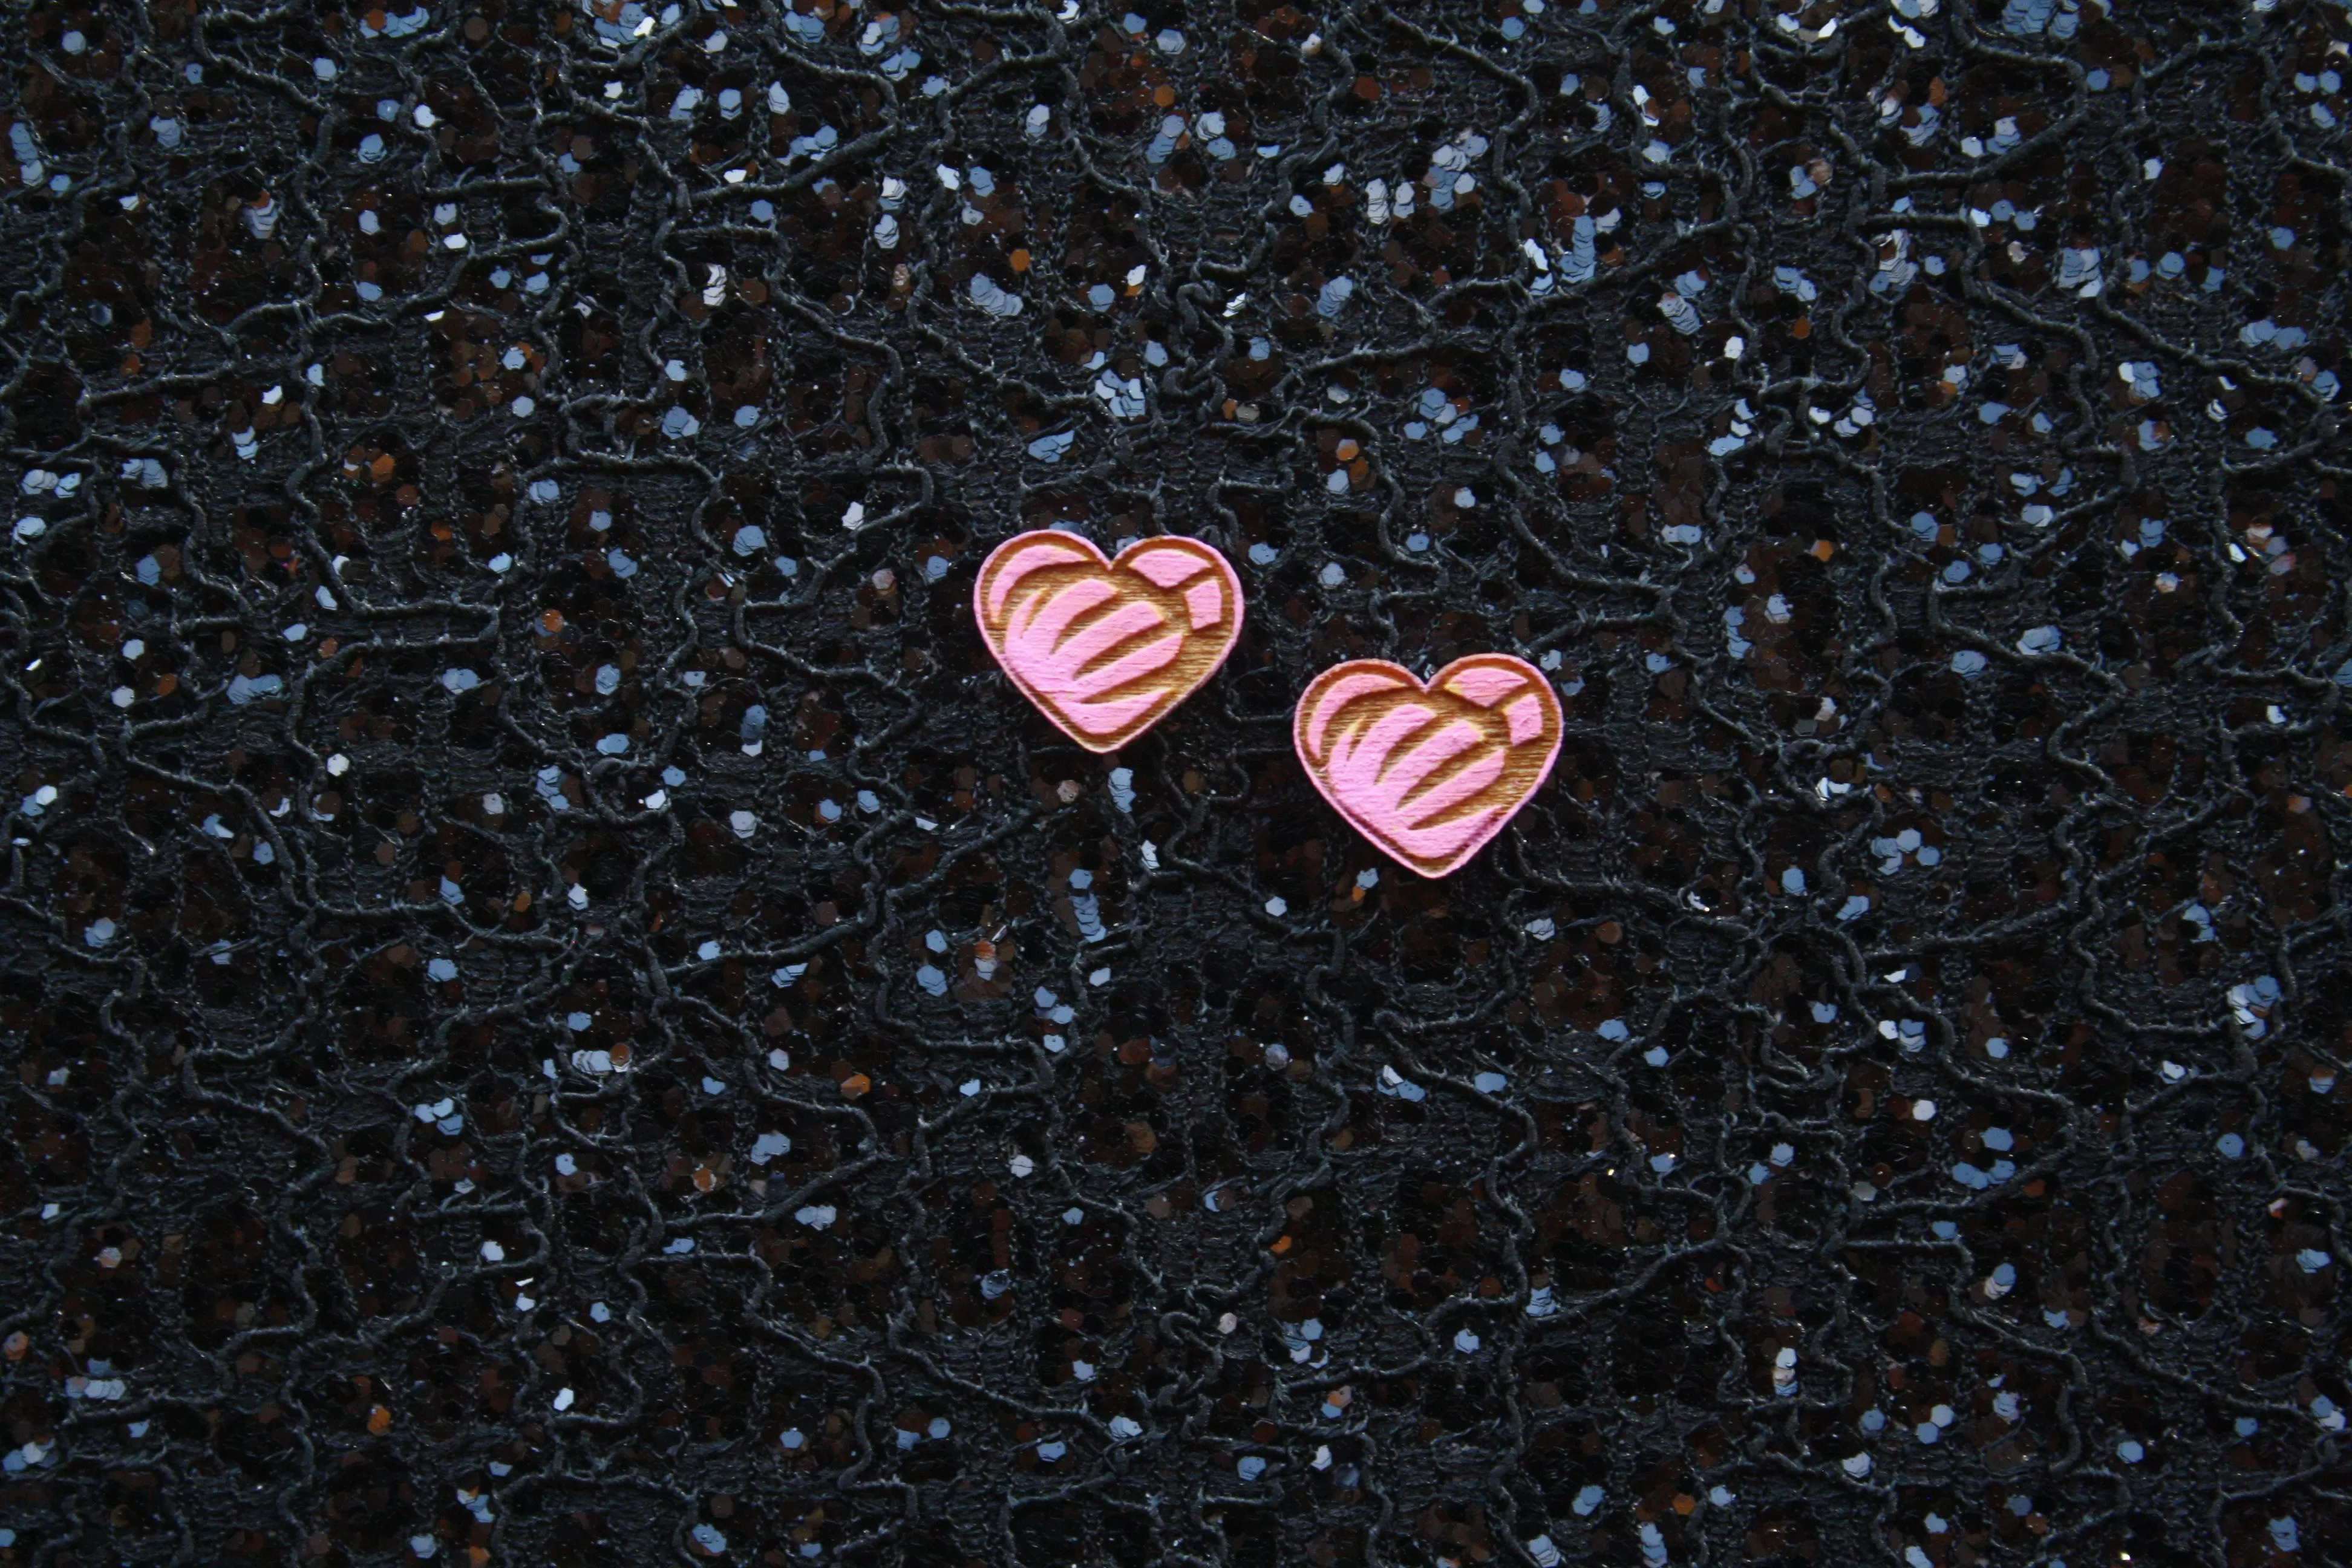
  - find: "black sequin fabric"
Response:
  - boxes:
[3,2,2349,1565]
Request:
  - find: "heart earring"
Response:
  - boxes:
[973,531,1245,753]
[1293,655,1563,877]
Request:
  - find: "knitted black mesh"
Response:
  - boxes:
[3,1,2349,1565]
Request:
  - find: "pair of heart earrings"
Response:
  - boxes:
[973,531,1563,878]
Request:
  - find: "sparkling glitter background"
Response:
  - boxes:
[2,2,2349,1564]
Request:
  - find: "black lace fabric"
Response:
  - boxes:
[4,1,2350,1564]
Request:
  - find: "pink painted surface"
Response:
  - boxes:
[973,532,1244,753]
[1292,655,1564,878]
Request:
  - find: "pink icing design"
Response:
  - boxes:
[1293,656,1564,877]
[1439,664,1525,706]
[1299,668,1410,755]
[1181,579,1224,629]
[974,532,1245,753]
[1125,548,1209,589]
[982,537,1091,621]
